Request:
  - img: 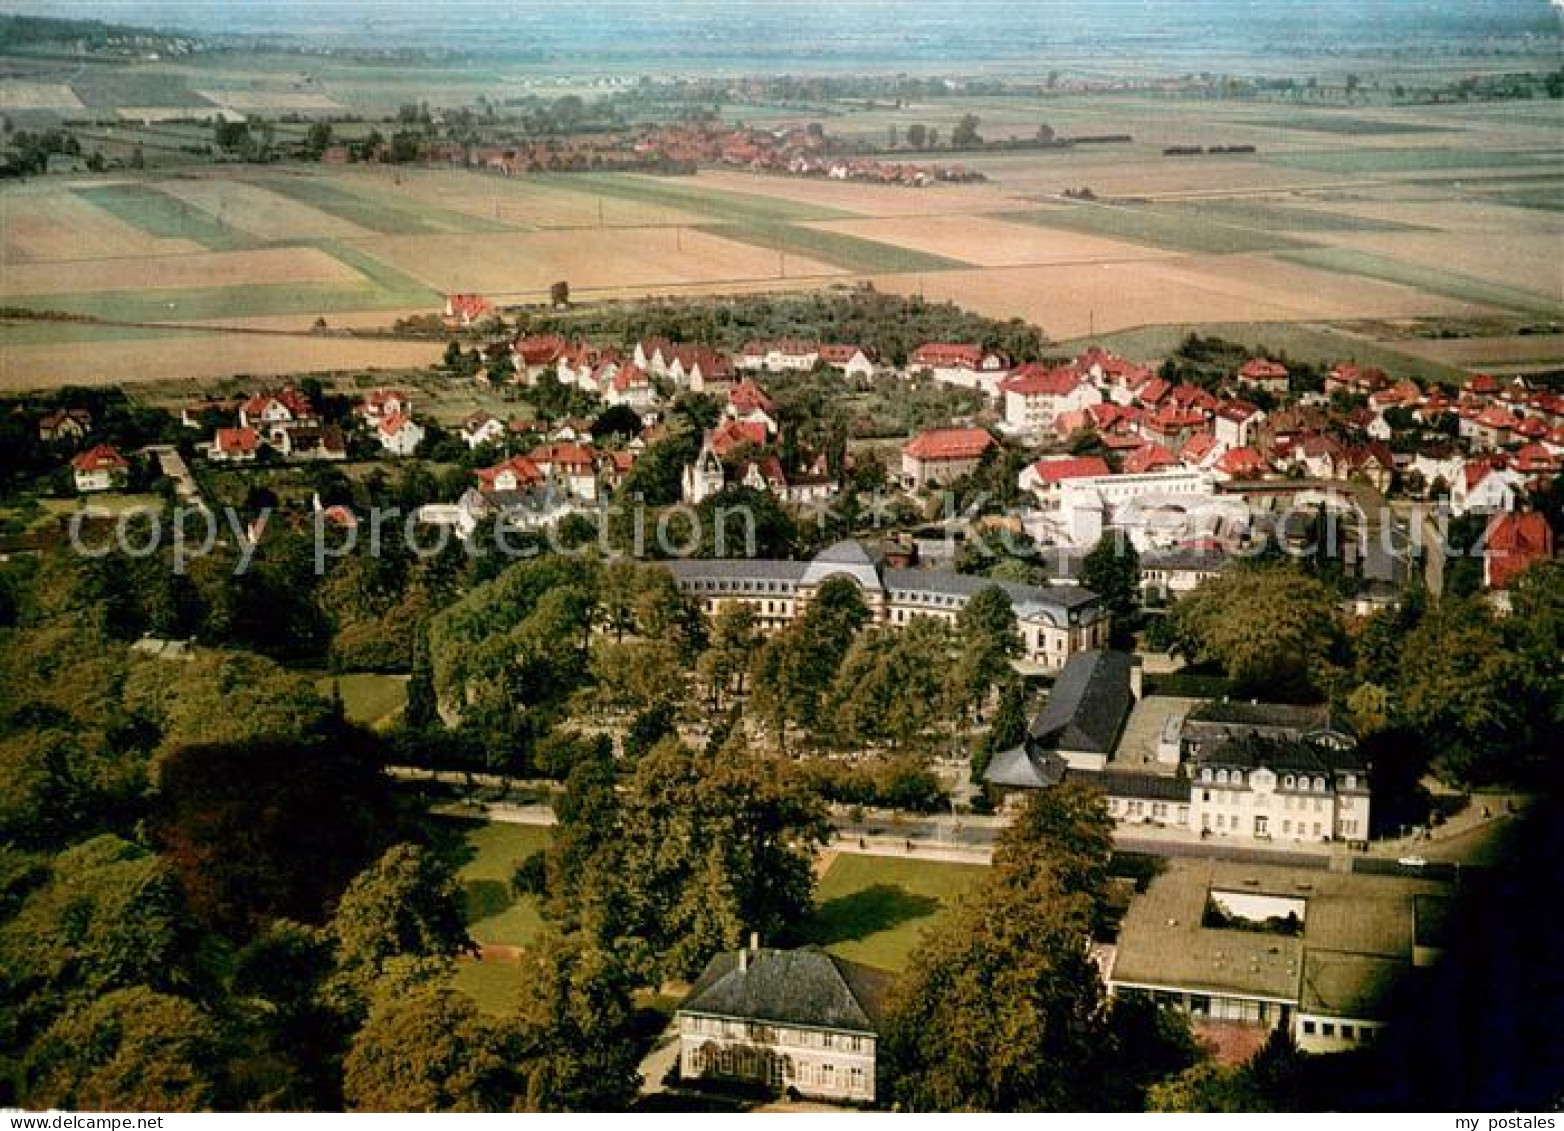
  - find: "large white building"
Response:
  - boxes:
[1000,364,1103,435]
[663,540,1110,670]
[1024,467,1244,551]
[678,942,890,1103]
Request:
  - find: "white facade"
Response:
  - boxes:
[1003,380,1102,433]
[678,1014,876,1103]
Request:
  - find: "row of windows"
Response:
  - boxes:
[1200,767,1339,792]
[1301,1019,1375,1043]
[684,1017,866,1052]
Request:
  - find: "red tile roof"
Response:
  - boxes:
[216,427,260,454]
[475,455,543,489]
[1122,442,1178,474]
[71,443,128,472]
[1486,512,1554,590]
[1001,363,1084,397]
[709,419,770,457]
[1030,456,1110,484]
[903,427,996,462]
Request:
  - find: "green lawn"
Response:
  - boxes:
[245,174,510,236]
[998,203,1316,255]
[804,853,987,973]
[313,671,408,728]
[1278,247,1564,319]
[696,221,970,274]
[450,957,528,1016]
[454,821,553,949]
[74,184,258,251]
[542,172,858,224]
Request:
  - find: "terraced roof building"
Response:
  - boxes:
[663,539,1109,669]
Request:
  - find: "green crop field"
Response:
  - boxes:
[5,279,423,323]
[1146,199,1432,234]
[1264,147,1563,176]
[696,221,970,274]
[318,242,443,303]
[999,203,1317,255]
[1279,247,1564,319]
[804,853,987,972]
[1247,115,1453,137]
[544,172,859,224]
[73,184,258,250]
[245,174,509,236]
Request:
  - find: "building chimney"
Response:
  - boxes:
[749,931,760,954]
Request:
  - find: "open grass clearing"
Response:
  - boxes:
[449,821,553,950]
[803,853,986,973]
[311,671,408,729]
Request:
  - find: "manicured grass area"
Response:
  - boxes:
[998,203,1316,255]
[1146,199,1431,234]
[1279,247,1564,319]
[544,173,858,224]
[312,671,408,728]
[246,175,509,236]
[450,957,528,1016]
[804,853,987,973]
[454,821,553,949]
[74,184,257,250]
[1264,146,1561,175]
[696,221,969,274]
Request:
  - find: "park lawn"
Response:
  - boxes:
[997,203,1316,256]
[1278,247,1564,319]
[246,174,510,236]
[805,853,988,973]
[312,671,408,729]
[450,957,528,1016]
[456,821,553,949]
[73,184,258,251]
[544,172,859,224]
[695,220,970,274]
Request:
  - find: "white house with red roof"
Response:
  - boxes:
[682,433,728,505]
[476,455,544,494]
[738,339,818,373]
[1178,432,1226,472]
[1234,357,1289,396]
[443,293,493,328]
[1122,442,1180,476]
[239,388,316,434]
[511,334,568,382]
[460,412,507,451]
[1485,512,1554,592]
[1000,364,1102,434]
[1213,446,1271,483]
[1465,405,1522,450]
[818,344,876,379]
[1453,459,1527,515]
[1325,363,1390,398]
[70,444,130,493]
[901,427,996,489]
[1018,455,1112,502]
[529,442,598,501]
[376,413,426,457]
[359,388,411,424]
[1214,401,1266,449]
[726,379,780,436]
[604,363,659,411]
[908,343,1008,395]
[677,346,738,395]
[210,426,261,464]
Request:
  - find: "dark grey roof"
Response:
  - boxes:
[1070,768,1191,802]
[1187,700,1333,732]
[680,947,892,1034]
[1193,733,1367,778]
[1028,650,1135,755]
[984,744,1068,789]
[664,558,807,583]
[882,569,1101,615]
